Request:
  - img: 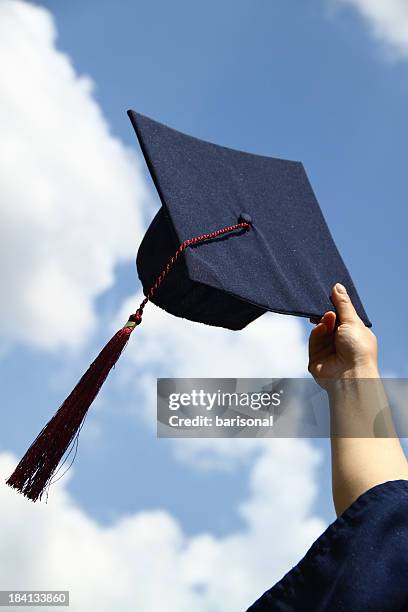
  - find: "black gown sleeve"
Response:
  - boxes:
[247,480,408,612]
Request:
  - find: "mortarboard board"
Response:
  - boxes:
[7,110,371,501]
[130,111,370,329]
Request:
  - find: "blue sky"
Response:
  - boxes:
[1,1,408,609]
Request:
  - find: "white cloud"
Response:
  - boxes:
[334,0,408,59]
[0,442,324,612]
[115,292,309,429]
[108,291,311,474]
[0,0,148,350]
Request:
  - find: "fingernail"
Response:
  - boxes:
[335,283,347,294]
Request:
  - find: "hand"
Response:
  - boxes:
[308,283,378,383]
[309,286,408,517]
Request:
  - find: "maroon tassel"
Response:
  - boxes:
[6,221,251,502]
[6,317,139,501]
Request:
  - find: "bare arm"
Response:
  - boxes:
[308,283,408,516]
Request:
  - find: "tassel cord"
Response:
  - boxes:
[6,221,251,501]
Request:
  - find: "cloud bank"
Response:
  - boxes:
[0,0,148,351]
[0,443,324,612]
[114,292,309,434]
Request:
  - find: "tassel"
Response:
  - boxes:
[6,316,139,501]
[6,220,251,502]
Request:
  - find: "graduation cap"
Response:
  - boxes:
[7,111,371,501]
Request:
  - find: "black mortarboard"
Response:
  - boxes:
[129,110,371,329]
[7,110,371,502]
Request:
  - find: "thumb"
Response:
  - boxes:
[331,283,360,325]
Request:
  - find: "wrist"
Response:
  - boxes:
[323,361,380,401]
[340,362,380,379]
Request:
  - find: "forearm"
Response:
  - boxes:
[328,366,408,516]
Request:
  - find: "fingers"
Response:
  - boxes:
[310,321,327,336]
[330,283,360,325]
[322,310,336,333]
[309,320,335,376]
[309,311,336,331]
[309,311,335,349]
[309,311,336,360]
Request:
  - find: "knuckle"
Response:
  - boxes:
[337,295,350,306]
